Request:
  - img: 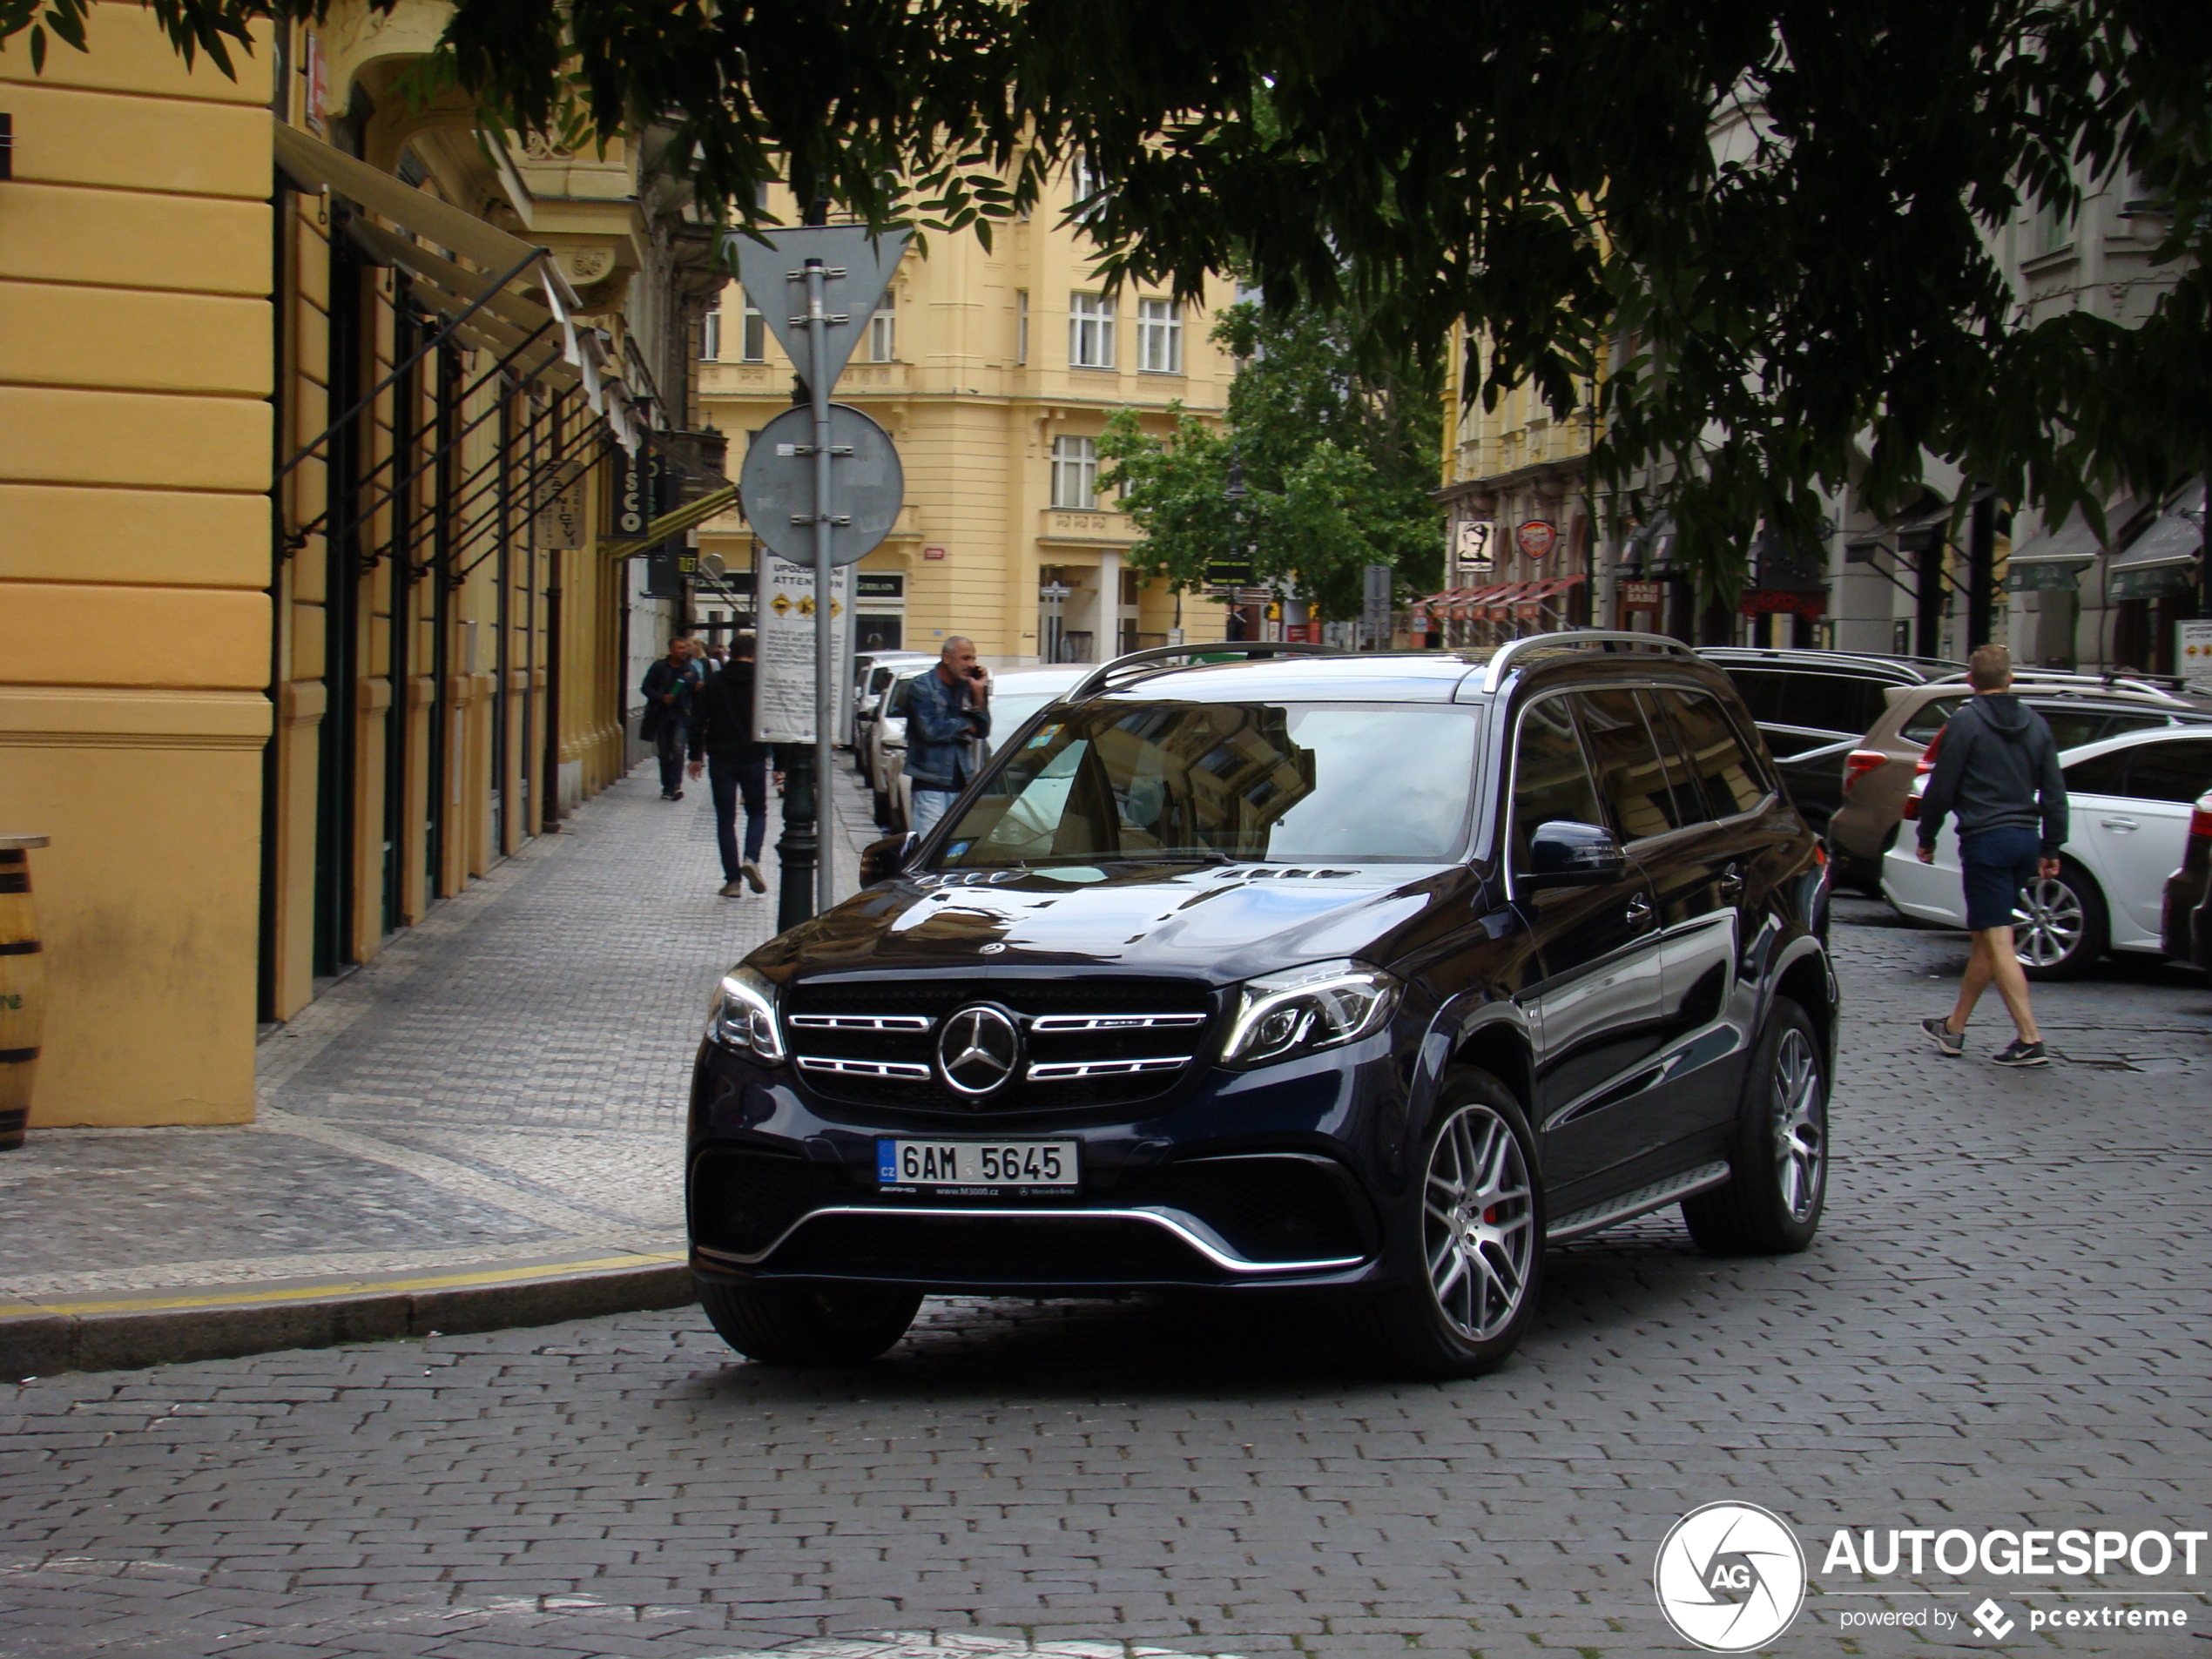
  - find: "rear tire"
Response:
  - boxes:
[698,1281,923,1366]
[1347,1069,1544,1379]
[2015,859,2108,981]
[1683,996,1827,1254]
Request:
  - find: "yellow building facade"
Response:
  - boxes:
[1430,321,1600,641]
[2,0,708,1126]
[696,183,1236,661]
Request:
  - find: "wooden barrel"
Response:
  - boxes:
[0,834,50,1151]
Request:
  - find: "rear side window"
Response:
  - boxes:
[2036,707,2120,752]
[1510,696,1605,868]
[1724,669,1786,725]
[1901,696,1966,745]
[2061,750,2132,795]
[2119,739,2212,804]
[1575,689,1697,840]
[1777,673,1885,737]
[1656,690,1770,818]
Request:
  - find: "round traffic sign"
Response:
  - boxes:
[739,403,904,567]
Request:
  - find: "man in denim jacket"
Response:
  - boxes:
[903,637,992,834]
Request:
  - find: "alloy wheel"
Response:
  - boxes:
[1422,1103,1536,1342]
[1770,1026,1825,1224]
[2012,877,2083,968]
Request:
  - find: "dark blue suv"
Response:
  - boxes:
[686,635,1838,1377]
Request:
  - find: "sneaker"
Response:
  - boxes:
[1992,1039,2049,1068]
[1921,1016,1964,1058]
[718,880,746,898]
[669,789,684,802]
[740,859,766,894]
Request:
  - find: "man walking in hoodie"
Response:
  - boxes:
[686,634,773,898]
[1916,643,2069,1066]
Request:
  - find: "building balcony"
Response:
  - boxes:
[1039,508,1139,546]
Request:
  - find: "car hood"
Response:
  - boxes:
[748,860,1474,986]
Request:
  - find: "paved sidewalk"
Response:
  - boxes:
[0,754,884,1373]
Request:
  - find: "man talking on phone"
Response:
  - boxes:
[902,636,992,836]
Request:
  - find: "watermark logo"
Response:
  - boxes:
[1656,1502,1808,1652]
[1972,1598,2016,1639]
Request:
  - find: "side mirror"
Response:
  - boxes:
[1523,820,1625,889]
[860,833,918,887]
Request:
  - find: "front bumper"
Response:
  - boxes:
[685,1038,1407,1295]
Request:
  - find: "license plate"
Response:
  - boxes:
[876,1138,1080,1191]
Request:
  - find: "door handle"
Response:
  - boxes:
[1717,862,1746,897]
[2099,816,2138,831]
[1625,894,1654,925]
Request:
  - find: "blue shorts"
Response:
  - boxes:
[1959,826,2045,932]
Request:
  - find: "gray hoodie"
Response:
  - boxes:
[1918,693,2068,856]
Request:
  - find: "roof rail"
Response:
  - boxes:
[1065,640,1341,703]
[1480,630,1698,694]
[1928,668,2186,698]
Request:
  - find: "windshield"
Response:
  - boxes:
[938,701,1478,866]
[985,691,1067,753]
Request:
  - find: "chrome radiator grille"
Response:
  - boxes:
[783,979,1216,1111]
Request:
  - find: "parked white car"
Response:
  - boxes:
[879,664,1091,833]
[1884,723,2212,977]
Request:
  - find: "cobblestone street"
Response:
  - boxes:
[4,871,2211,1655]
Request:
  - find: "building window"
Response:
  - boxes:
[742,296,765,361]
[1015,290,1029,365]
[1069,292,1115,368]
[1070,152,1107,222]
[1051,435,1098,509]
[700,301,722,361]
[869,289,896,362]
[1137,297,1182,374]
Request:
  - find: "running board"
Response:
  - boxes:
[1547,1161,1731,1243]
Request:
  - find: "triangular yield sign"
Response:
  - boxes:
[725,226,911,394]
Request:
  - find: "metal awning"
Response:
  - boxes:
[273,121,579,311]
[2005,494,2145,592]
[2108,481,2205,601]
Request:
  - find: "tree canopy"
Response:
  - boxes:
[1099,301,1441,618]
[17,0,2210,591]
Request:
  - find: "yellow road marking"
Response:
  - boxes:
[0,1252,687,1319]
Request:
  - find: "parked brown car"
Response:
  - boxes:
[1826,673,2210,891]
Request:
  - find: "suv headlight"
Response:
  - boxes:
[707,965,786,1062]
[1222,960,1400,1069]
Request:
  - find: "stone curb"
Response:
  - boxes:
[1,1256,697,1379]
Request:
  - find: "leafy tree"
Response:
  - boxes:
[1098,301,1441,619]
[17,0,2209,591]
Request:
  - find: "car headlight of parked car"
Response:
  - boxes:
[1222,959,1400,1068]
[707,965,786,1061]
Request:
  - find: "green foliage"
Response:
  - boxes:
[14,0,2211,591]
[1099,301,1442,619]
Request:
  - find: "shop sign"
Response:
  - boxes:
[1621,580,1665,609]
[1516,519,1559,559]
[855,571,905,599]
[1454,518,1497,578]
[923,545,947,560]
[303,32,329,135]
[1740,589,1827,618]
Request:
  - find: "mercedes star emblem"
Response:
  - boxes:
[938,1004,1022,1097]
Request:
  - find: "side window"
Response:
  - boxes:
[1574,689,1691,842]
[1770,673,1877,738]
[1658,690,1770,818]
[1509,696,1604,869]
[1901,696,1965,745]
[2117,739,2212,804]
[1724,669,1785,725]
[2039,707,2117,752]
[2061,749,2132,795]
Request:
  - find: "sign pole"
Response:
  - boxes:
[806,258,838,914]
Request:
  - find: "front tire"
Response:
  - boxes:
[1350,1069,1544,1379]
[1683,996,1827,1254]
[699,1281,923,1366]
[2014,859,2108,981]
